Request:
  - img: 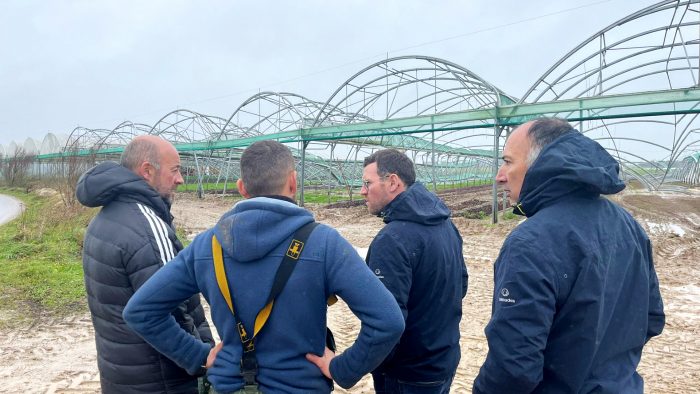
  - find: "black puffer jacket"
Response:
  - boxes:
[77,161,214,394]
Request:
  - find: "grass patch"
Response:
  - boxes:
[501,210,519,220]
[462,210,490,220]
[178,181,239,193]
[180,180,493,205]
[176,226,192,247]
[435,179,493,191]
[480,209,522,227]
[0,187,96,328]
[301,192,355,204]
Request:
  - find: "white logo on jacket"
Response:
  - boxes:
[498,288,515,303]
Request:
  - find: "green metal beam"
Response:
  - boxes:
[330,134,493,157]
[295,88,700,139]
[29,88,700,160]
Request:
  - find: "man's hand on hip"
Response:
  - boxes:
[306,346,335,379]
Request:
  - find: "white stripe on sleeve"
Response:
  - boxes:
[137,203,169,264]
[141,204,176,261]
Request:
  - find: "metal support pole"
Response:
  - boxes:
[328,144,334,204]
[194,153,204,199]
[299,141,308,207]
[222,149,234,195]
[491,125,502,224]
[352,147,359,201]
[501,190,507,219]
[214,157,224,194]
[431,128,437,191]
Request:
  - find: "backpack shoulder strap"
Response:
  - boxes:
[212,221,320,337]
[267,222,319,302]
[253,221,319,334]
[212,234,234,314]
[212,220,324,388]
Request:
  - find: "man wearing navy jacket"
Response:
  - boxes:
[361,149,468,393]
[473,117,665,393]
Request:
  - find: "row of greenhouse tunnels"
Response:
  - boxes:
[1,1,699,213]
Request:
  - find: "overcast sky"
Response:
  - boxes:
[0,0,658,148]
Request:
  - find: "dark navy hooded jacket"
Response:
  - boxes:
[367,182,468,382]
[473,131,665,393]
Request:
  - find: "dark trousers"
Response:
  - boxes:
[373,372,455,394]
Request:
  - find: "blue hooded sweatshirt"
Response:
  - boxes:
[473,131,665,393]
[124,197,404,393]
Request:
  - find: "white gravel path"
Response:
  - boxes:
[0,194,24,226]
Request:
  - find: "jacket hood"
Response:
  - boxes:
[382,182,450,225]
[516,131,625,217]
[76,161,172,221]
[213,197,314,262]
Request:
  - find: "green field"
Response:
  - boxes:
[177,178,493,204]
[178,181,238,193]
[0,188,94,327]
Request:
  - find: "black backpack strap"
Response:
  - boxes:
[266,221,319,304]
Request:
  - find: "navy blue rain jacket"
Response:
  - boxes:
[367,182,467,382]
[473,131,665,393]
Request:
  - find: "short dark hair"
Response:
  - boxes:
[240,140,295,196]
[363,149,416,186]
[526,117,574,166]
[121,138,160,171]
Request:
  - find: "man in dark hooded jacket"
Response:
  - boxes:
[76,135,214,393]
[473,118,665,393]
[360,149,468,393]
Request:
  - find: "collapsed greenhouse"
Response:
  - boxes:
[2,0,699,221]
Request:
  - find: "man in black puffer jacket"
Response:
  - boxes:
[77,135,214,393]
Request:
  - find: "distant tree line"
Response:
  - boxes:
[0,147,33,188]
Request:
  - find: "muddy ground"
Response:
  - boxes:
[1,187,698,393]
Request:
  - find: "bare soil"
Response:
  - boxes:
[1,189,698,393]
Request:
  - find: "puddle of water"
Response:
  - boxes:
[645,220,686,237]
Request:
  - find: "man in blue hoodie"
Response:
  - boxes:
[473,118,665,393]
[124,140,404,393]
[361,149,468,393]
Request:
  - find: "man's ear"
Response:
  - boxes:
[237,178,251,199]
[388,173,404,193]
[288,170,298,196]
[137,161,156,183]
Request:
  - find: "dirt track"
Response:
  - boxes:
[1,189,698,393]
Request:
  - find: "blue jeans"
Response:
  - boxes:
[373,372,455,394]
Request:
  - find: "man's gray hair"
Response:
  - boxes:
[526,117,575,166]
[120,138,160,171]
[240,140,295,196]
